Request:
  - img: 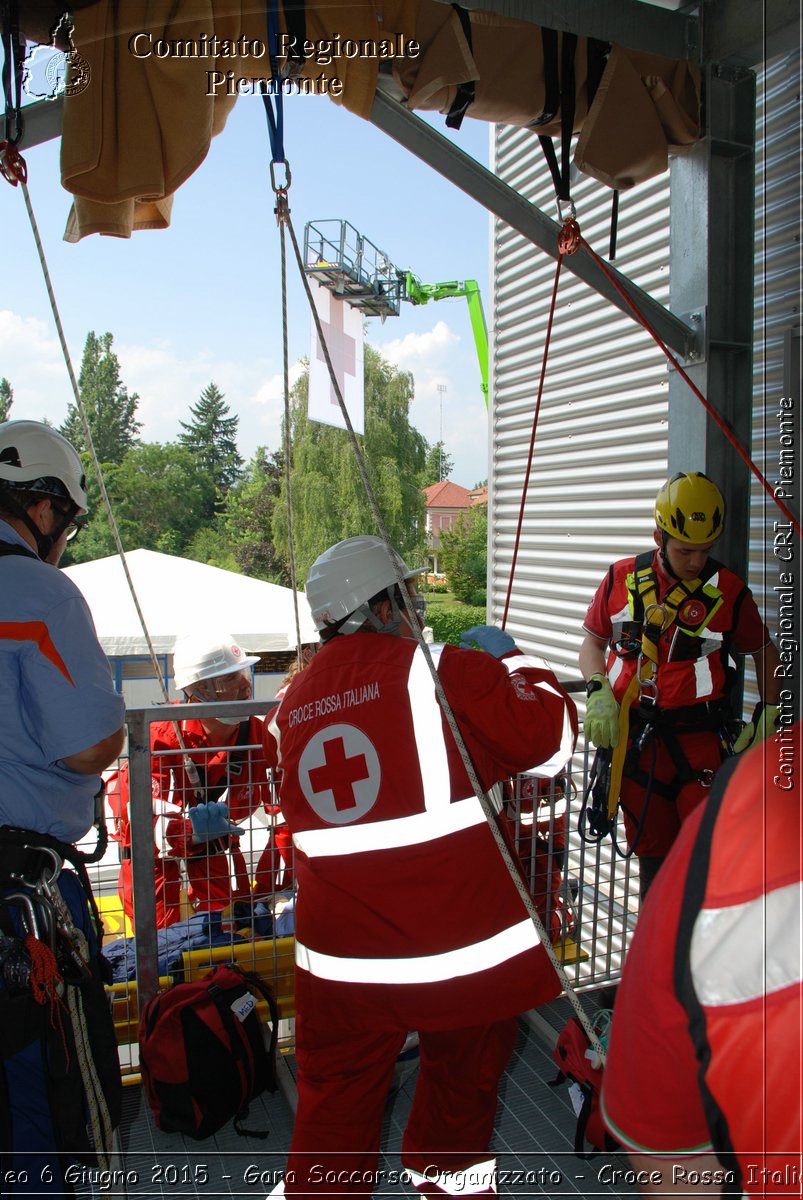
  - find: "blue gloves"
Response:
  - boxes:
[189,801,243,842]
[459,625,516,659]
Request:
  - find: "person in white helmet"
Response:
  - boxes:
[0,420,125,1190]
[267,535,577,1199]
[109,631,277,929]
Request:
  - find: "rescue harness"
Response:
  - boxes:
[579,552,734,856]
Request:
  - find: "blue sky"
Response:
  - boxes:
[1,72,493,487]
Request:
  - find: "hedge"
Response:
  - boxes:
[428,605,487,645]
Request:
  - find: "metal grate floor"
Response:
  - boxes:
[96,1009,635,1200]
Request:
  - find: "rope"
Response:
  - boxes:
[67,970,114,1171]
[24,932,71,1064]
[576,232,802,540]
[501,251,564,629]
[281,201,605,1057]
[275,185,305,671]
[15,175,207,798]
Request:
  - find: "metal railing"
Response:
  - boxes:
[83,693,641,1076]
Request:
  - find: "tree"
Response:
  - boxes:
[184,525,240,573]
[67,442,213,562]
[178,382,243,515]
[0,377,12,421]
[223,447,289,583]
[422,441,454,487]
[439,503,488,606]
[61,332,141,464]
[273,346,428,582]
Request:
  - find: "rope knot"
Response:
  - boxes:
[24,933,71,1067]
[24,932,63,1005]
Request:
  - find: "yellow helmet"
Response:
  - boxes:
[654,472,725,543]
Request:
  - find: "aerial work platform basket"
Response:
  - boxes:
[303,219,404,317]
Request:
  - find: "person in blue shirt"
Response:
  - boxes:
[0,420,126,1195]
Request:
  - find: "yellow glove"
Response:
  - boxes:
[733,703,780,753]
[584,674,620,749]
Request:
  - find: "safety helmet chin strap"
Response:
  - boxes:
[0,488,74,561]
[657,529,682,581]
[340,588,404,637]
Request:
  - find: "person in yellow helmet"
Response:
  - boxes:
[579,472,781,898]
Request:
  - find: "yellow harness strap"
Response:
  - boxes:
[605,564,708,820]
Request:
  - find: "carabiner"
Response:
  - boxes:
[643,602,670,634]
[636,659,659,705]
[270,159,292,194]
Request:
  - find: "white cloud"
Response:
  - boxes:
[2,304,487,484]
[0,310,68,421]
[0,309,300,461]
[379,319,459,369]
[374,317,488,486]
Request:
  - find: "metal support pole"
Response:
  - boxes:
[128,708,160,1007]
[668,62,757,581]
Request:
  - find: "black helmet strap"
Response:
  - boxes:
[0,487,75,560]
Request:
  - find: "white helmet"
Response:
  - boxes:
[0,420,88,515]
[173,632,259,692]
[306,536,424,634]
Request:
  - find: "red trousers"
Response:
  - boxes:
[281,971,519,1197]
[619,727,724,859]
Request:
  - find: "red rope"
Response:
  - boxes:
[578,233,802,540]
[25,933,71,1067]
[501,251,566,629]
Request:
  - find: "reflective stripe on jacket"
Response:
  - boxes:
[674,725,802,1194]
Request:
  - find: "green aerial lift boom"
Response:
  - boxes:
[402,274,489,407]
[301,222,489,407]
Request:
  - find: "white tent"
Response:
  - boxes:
[63,549,318,657]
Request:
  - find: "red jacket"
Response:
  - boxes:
[602,725,802,1196]
[583,551,769,709]
[272,634,577,1029]
[109,713,275,917]
[675,725,802,1195]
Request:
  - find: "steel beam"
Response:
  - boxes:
[429,0,701,61]
[370,85,699,358]
[704,0,800,66]
[13,96,64,150]
[668,62,756,586]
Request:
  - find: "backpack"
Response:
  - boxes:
[548,1012,619,1157]
[138,963,279,1140]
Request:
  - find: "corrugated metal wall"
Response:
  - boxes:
[489,129,670,678]
[490,50,800,702]
[747,50,801,714]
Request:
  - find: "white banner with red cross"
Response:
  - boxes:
[308,280,365,435]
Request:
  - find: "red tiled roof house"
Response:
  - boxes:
[423,481,472,574]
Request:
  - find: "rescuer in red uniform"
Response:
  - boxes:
[111,633,274,927]
[579,472,780,897]
[268,535,577,1198]
[601,723,801,1197]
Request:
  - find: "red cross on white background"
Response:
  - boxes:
[316,294,357,407]
[299,723,381,825]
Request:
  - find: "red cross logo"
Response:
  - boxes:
[316,294,356,407]
[299,723,381,825]
[309,736,369,813]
